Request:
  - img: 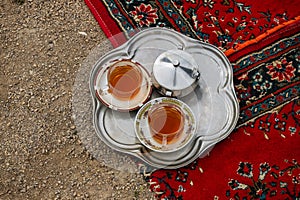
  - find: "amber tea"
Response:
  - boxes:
[148,104,184,145]
[107,61,142,100]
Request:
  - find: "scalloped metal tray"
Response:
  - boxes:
[89,28,239,169]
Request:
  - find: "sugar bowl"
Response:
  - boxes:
[152,49,200,97]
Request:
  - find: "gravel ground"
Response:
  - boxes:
[0,0,155,199]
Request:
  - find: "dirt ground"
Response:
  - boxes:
[0,0,155,199]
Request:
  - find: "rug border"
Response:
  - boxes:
[225,16,300,58]
[84,0,126,47]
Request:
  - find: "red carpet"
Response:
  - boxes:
[85,0,300,199]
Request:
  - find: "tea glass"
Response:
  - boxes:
[107,60,143,100]
[148,103,185,145]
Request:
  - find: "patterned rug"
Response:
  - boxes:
[85,0,300,199]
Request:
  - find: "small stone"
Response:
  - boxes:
[20,188,26,193]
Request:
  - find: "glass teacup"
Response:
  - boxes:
[148,102,185,145]
[107,60,143,100]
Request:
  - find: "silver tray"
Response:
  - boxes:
[90,28,239,169]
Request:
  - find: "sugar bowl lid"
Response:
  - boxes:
[152,50,200,97]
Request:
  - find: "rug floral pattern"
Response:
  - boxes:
[85,0,300,198]
[102,0,298,50]
[144,28,299,198]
